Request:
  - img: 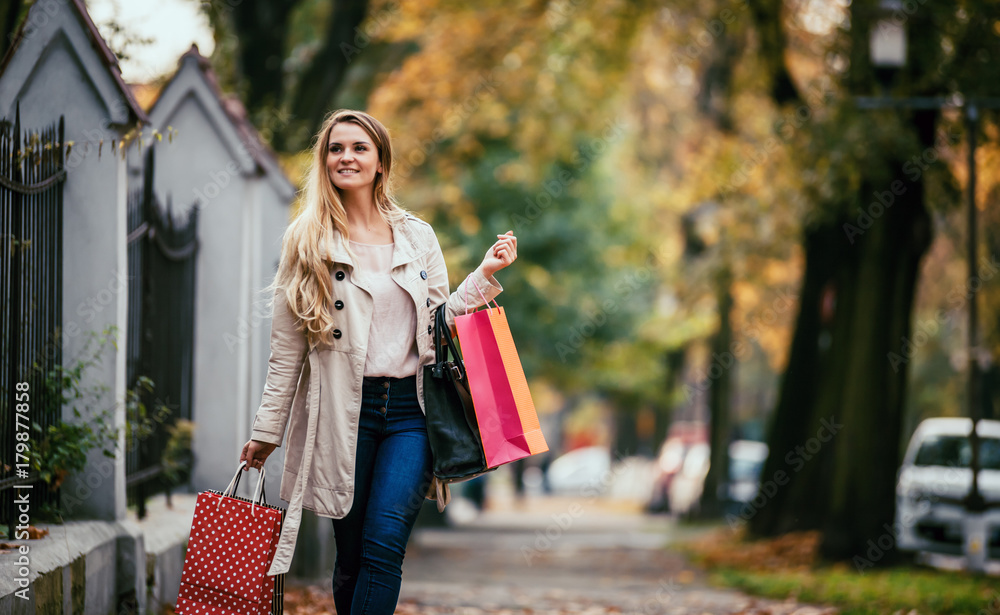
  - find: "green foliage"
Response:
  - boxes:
[30,411,116,489]
[28,328,121,489]
[709,566,996,615]
[124,375,172,453]
[429,138,655,390]
[162,419,195,485]
[26,327,176,491]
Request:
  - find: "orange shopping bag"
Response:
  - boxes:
[454,279,548,468]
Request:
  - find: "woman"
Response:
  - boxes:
[239,109,517,614]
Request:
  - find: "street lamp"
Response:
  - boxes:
[858,6,998,573]
[869,0,907,87]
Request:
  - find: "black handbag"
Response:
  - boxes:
[422,304,494,483]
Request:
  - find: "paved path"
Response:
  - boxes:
[286,495,837,615]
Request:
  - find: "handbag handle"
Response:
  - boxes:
[217,460,268,518]
[432,304,467,381]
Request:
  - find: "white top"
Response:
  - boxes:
[350,240,420,377]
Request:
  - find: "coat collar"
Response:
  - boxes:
[318,214,423,270]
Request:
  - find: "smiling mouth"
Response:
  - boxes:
[338,169,359,174]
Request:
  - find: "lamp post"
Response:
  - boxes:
[857,1,997,573]
[869,0,907,87]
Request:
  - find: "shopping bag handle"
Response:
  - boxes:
[464,275,499,315]
[226,460,270,506]
[217,460,267,518]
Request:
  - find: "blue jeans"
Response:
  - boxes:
[331,375,433,615]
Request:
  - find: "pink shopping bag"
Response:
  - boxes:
[454,279,548,468]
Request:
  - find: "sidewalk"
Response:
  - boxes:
[285,493,838,615]
[0,490,198,615]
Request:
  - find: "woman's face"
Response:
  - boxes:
[326,121,382,194]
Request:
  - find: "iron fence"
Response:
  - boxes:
[126,148,198,518]
[0,103,65,530]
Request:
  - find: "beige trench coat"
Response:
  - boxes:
[250,213,502,575]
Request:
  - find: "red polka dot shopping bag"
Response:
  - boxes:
[176,461,286,615]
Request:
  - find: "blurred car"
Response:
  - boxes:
[896,417,1000,559]
[546,445,612,495]
[723,440,769,515]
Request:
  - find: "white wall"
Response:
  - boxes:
[0,3,135,521]
[147,69,291,498]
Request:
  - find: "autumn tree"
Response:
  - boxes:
[738,0,1000,564]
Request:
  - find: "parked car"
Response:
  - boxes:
[546,446,612,495]
[896,417,1000,559]
[723,440,769,515]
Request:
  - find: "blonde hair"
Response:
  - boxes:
[266,109,408,349]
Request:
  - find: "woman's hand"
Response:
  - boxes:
[240,439,277,471]
[480,231,517,277]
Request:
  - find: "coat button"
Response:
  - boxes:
[380,393,388,400]
[335,270,345,280]
[335,300,344,310]
[333,329,342,339]
[420,270,427,279]
[426,298,431,307]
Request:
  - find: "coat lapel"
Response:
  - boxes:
[318,227,353,267]
[317,215,426,297]
[389,216,424,270]
[317,215,424,270]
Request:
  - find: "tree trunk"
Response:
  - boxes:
[284,0,369,150]
[700,267,734,518]
[0,0,24,59]
[231,1,302,117]
[744,222,841,535]
[822,112,935,561]
[748,110,935,564]
[657,348,686,447]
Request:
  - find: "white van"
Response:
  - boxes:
[895,417,1000,558]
